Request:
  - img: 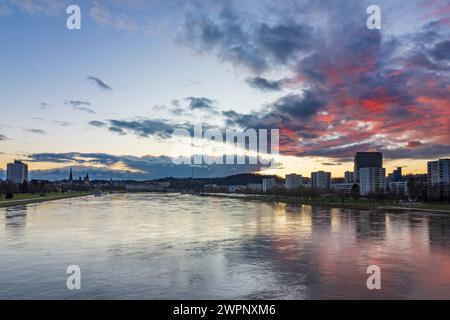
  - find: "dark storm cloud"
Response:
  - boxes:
[181,2,312,72]
[273,92,325,119]
[255,23,313,63]
[290,141,450,162]
[89,116,221,139]
[293,141,376,159]
[407,140,423,148]
[430,40,450,61]
[223,90,325,130]
[0,134,6,141]
[182,8,266,72]
[181,1,450,161]
[246,77,283,91]
[382,144,450,160]
[107,119,177,138]
[86,76,113,91]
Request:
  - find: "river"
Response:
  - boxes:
[0,193,449,299]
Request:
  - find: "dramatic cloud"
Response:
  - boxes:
[0,134,6,141]
[5,0,449,171]
[107,119,178,138]
[90,118,181,138]
[246,77,283,91]
[181,2,313,72]
[92,118,210,139]
[224,90,326,129]
[27,152,263,180]
[86,76,113,91]
[430,40,450,61]
[183,0,450,162]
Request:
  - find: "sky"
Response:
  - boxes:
[0,0,449,180]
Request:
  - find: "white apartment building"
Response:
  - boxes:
[359,167,386,196]
[387,181,409,196]
[427,159,450,195]
[311,171,331,190]
[285,174,303,190]
[6,160,28,184]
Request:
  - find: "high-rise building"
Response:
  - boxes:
[344,171,354,183]
[6,160,28,184]
[262,178,277,192]
[285,174,303,190]
[311,171,331,190]
[359,167,386,195]
[427,159,450,196]
[354,152,382,182]
[392,167,403,182]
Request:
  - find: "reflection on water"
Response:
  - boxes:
[0,193,449,299]
[4,206,27,228]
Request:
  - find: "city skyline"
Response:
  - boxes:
[1,153,441,182]
[1,0,449,180]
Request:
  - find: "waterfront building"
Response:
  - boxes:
[354,152,382,183]
[285,174,303,190]
[387,181,408,196]
[262,178,277,192]
[6,160,28,184]
[427,159,450,196]
[359,167,386,195]
[344,171,354,183]
[311,171,331,190]
[331,183,354,194]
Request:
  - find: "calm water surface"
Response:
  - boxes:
[1,193,450,299]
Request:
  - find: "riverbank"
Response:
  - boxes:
[0,192,94,208]
[199,193,450,214]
